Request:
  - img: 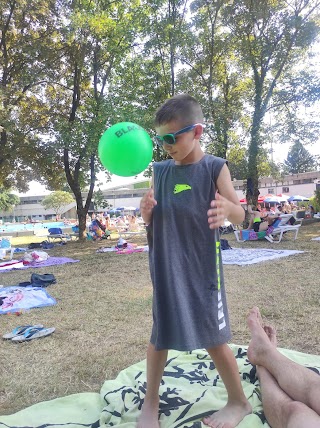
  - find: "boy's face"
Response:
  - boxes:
[155,121,203,165]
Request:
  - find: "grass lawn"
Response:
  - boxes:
[1,221,320,415]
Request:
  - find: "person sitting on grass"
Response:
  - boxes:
[128,215,140,231]
[247,307,320,428]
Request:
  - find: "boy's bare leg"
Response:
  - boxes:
[247,307,320,416]
[257,365,320,428]
[137,342,168,428]
[203,343,252,428]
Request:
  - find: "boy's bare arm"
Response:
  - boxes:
[140,188,157,225]
[208,164,245,229]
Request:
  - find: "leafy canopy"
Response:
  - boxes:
[0,189,20,212]
[283,141,317,174]
[41,191,74,216]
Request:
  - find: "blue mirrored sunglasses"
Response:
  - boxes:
[154,124,202,147]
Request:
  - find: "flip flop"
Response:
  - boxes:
[11,326,55,342]
[2,324,44,340]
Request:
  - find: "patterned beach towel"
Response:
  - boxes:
[0,286,56,314]
[0,344,319,427]
[0,257,79,272]
[222,248,304,266]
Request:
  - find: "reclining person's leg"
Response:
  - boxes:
[247,307,320,416]
[257,365,320,428]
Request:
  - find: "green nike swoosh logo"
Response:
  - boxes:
[173,184,192,194]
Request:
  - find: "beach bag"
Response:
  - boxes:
[41,241,55,249]
[31,273,56,287]
[28,242,43,249]
[220,239,232,250]
[24,251,49,263]
[18,273,57,288]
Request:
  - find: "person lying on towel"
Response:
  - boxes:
[247,307,320,428]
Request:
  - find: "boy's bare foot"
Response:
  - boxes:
[247,307,277,366]
[203,400,252,428]
[137,400,159,428]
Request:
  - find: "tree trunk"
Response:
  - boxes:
[76,197,87,241]
[246,83,264,207]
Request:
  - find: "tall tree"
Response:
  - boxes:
[104,0,190,170]
[0,188,19,212]
[224,0,320,205]
[41,191,74,218]
[141,0,189,97]
[283,141,316,174]
[0,0,66,191]
[180,0,250,159]
[45,0,144,239]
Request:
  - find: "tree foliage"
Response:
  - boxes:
[41,191,74,216]
[0,0,66,191]
[179,0,250,159]
[283,141,317,174]
[93,189,111,211]
[0,188,20,212]
[223,0,320,204]
[310,189,320,213]
[1,0,319,232]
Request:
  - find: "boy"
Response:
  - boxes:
[139,94,251,428]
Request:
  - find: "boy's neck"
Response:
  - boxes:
[174,146,205,165]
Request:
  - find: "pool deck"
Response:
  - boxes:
[0,227,74,238]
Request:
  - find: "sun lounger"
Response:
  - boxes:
[264,223,301,243]
[47,228,71,243]
[118,227,147,240]
[234,214,301,243]
[219,220,235,235]
[0,236,14,260]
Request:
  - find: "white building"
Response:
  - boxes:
[1,172,319,222]
[232,170,320,200]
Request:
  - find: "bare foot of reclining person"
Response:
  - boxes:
[247,307,320,428]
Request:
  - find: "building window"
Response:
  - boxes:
[21,199,39,204]
[282,187,289,193]
[268,188,274,194]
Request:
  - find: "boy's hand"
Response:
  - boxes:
[207,192,231,230]
[140,188,157,224]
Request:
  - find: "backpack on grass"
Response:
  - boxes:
[220,239,232,250]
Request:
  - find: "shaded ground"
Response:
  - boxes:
[1,221,320,415]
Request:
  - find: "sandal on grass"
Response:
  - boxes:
[2,324,44,340]
[11,326,55,342]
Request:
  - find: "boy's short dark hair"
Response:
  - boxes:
[155,93,204,126]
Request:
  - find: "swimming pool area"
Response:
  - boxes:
[0,221,70,233]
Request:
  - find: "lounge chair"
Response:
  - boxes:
[47,228,70,243]
[118,226,147,240]
[219,220,235,235]
[0,236,14,260]
[234,214,301,243]
[264,216,301,243]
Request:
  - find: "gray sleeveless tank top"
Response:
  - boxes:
[147,154,231,351]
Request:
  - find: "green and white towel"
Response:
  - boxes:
[1,344,319,427]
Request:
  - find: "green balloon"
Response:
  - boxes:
[98,122,153,177]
